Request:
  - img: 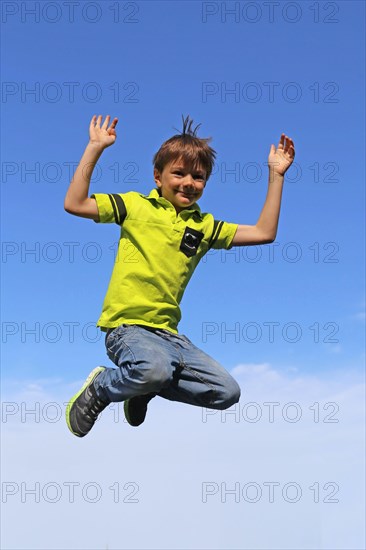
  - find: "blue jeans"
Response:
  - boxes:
[94,324,241,410]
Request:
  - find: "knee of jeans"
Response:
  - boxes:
[219,381,241,410]
[137,362,171,389]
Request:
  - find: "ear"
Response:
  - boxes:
[154,168,162,187]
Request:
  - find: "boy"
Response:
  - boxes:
[64,115,295,437]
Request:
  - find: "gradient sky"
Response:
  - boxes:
[1,1,365,549]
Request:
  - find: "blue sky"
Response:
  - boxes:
[1,1,365,549]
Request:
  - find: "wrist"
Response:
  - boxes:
[268,170,284,184]
[87,141,106,155]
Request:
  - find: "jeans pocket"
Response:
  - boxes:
[105,324,137,365]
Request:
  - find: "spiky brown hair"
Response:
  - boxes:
[153,115,216,180]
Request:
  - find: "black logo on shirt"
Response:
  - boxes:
[180,227,204,258]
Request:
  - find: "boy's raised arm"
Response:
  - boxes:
[64,115,118,220]
[231,133,295,246]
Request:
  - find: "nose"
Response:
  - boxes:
[183,174,195,187]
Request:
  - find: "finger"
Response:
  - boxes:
[109,117,118,129]
[278,133,285,148]
[282,135,291,150]
[285,137,295,155]
[89,115,97,131]
[284,141,295,158]
[96,114,102,128]
[108,117,118,131]
[102,115,110,130]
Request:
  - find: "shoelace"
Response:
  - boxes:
[90,397,107,417]
[84,392,107,422]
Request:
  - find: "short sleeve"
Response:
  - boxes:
[91,193,127,224]
[208,220,238,250]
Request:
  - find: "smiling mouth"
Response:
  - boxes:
[178,191,197,198]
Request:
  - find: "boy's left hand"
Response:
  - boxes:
[268,134,295,176]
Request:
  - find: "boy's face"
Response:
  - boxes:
[154,158,207,213]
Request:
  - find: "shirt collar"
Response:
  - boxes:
[147,188,203,219]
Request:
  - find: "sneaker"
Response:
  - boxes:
[66,367,109,437]
[124,393,157,427]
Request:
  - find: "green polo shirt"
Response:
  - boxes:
[91,189,238,334]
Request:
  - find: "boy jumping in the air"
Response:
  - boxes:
[65,114,295,437]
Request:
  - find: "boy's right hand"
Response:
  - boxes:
[89,115,118,149]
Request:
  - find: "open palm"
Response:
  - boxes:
[268,134,295,176]
[89,114,118,149]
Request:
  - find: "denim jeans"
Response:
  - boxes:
[94,324,241,410]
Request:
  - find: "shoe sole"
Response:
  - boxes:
[66,366,106,437]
